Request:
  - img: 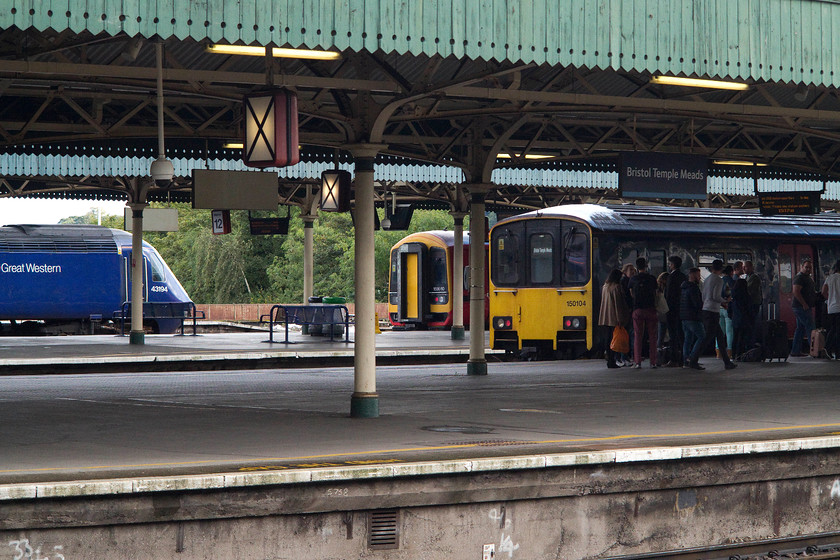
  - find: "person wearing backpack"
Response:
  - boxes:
[628,257,659,369]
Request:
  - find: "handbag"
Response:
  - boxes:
[610,325,630,354]
[655,291,669,320]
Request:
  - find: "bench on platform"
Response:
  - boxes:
[262,304,351,343]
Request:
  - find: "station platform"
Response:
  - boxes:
[0,327,499,373]
[0,334,838,488]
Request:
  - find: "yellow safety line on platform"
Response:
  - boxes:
[3,422,840,476]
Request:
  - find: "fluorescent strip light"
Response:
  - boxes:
[713,160,768,167]
[223,142,244,149]
[651,75,749,91]
[207,44,340,60]
[498,153,554,160]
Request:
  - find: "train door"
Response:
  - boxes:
[517,220,559,340]
[777,244,815,336]
[122,249,149,304]
[395,242,426,324]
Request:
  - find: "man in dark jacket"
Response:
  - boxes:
[680,267,705,369]
[628,257,658,368]
[664,255,687,366]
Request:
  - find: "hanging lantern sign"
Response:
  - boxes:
[242,89,300,168]
[320,169,352,212]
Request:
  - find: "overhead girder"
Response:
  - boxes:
[0,27,838,210]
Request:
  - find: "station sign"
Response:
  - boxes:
[758,191,822,216]
[618,152,707,200]
[211,210,231,235]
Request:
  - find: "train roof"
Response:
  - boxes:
[393,230,471,247]
[497,204,840,238]
[0,224,120,252]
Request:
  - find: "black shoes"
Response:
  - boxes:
[724,362,737,370]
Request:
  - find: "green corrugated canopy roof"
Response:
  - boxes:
[5,0,840,88]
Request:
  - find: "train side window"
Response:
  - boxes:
[727,251,752,265]
[562,226,589,285]
[529,233,554,284]
[779,253,793,293]
[698,251,724,281]
[492,227,521,286]
[648,250,665,276]
[148,252,166,282]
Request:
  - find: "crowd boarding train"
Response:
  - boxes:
[0,224,193,335]
[489,204,840,359]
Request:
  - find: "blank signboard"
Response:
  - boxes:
[192,169,278,210]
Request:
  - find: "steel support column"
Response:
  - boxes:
[467,191,487,375]
[450,211,467,341]
[349,144,386,418]
[128,202,147,345]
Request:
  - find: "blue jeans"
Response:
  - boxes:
[682,320,705,363]
[791,306,815,355]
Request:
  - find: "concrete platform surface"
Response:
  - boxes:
[0,346,838,488]
[0,329,496,370]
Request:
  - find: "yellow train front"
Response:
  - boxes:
[489,207,593,359]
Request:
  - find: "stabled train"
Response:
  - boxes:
[0,224,193,335]
[489,204,840,358]
[388,231,488,329]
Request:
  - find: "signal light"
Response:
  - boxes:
[563,316,586,330]
[493,316,513,330]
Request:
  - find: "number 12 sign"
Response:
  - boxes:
[211,209,231,235]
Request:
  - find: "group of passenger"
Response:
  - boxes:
[792,258,840,359]
[600,254,840,369]
[599,256,767,370]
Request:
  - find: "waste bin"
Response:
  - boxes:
[322,296,346,337]
[307,296,323,335]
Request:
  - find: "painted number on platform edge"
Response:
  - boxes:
[325,488,349,497]
[8,540,65,560]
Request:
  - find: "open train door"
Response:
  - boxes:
[396,242,427,324]
[777,243,815,337]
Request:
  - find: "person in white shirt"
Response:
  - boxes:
[821,260,840,359]
[686,259,737,370]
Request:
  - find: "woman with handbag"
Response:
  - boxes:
[599,268,631,369]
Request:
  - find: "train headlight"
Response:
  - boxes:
[493,316,513,330]
[563,316,586,330]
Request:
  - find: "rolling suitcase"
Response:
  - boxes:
[810,328,828,358]
[762,319,790,362]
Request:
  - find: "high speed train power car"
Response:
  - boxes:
[0,224,193,334]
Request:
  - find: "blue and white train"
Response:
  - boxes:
[0,224,193,335]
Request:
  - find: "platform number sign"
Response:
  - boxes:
[212,209,231,235]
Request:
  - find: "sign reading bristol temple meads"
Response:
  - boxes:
[619,152,708,200]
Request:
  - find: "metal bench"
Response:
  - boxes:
[262,303,351,343]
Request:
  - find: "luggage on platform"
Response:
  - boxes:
[810,328,828,358]
[762,319,790,362]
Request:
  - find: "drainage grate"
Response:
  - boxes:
[368,509,400,550]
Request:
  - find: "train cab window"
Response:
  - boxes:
[492,226,522,286]
[148,252,166,282]
[779,253,793,293]
[429,247,449,304]
[562,225,589,285]
[389,249,399,305]
[529,233,554,284]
